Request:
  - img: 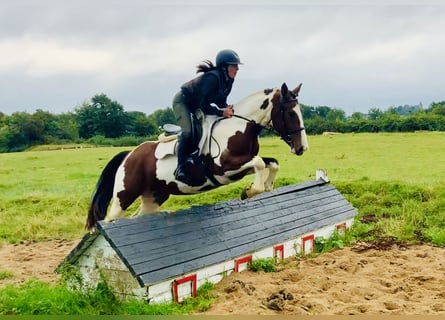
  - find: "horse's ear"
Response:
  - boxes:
[281,83,288,95]
[293,83,302,96]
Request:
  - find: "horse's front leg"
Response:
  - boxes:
[262,157,280,192]
[240,155,267,199]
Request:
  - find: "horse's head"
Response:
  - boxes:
[270,83,308,156]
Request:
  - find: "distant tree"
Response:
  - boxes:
[385,107,398,115]
[368,107,384,120]
[12,112,46,143]
[54,112,79,140]
[399,116,419,132]
[393,104,422,116]
[345,118,369,133]
[75,101,97,139]
[315,106,330,118]
[126,111,158,137]
[381,113,401,132]
[92,94,127,138]
[304,117,331,135]
[75,94,127,138]
[350,112,365,120]
[0,112,45,151]
[326,108,346,122]
[300,104,317,119]
[149,108,176,127]
[430,101,445,116]
[32,109,64,141]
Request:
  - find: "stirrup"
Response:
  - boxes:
[187,150,199,164]
[174,166,187,181]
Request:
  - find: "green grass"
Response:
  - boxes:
[276,131,445,185]
[337,180,445,246]
[250,258,277,273]
[0,132,444,243]
[0,271,14,281]
[0,147,129,243]
[0,132,444,315]
[0,279,214,315]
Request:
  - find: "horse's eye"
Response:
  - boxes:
[288,112,296,118]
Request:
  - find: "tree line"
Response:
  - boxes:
[1,93,444,153]
[301,102,445,135]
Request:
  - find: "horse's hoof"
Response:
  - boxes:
[246,187,264,199]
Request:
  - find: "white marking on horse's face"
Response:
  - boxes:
[293,104,309,152]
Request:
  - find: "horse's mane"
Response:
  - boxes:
[196,60,216,73]
[233,88,279,120]
[237,88,277,106]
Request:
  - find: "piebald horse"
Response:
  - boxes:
[86,83,308,230]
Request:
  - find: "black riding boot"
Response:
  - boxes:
[175,133,194,183]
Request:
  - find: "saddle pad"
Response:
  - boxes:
[155,139,176,160]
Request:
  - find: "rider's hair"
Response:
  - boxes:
[196,60,217,74]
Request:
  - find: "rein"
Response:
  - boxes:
[206,115,255,161]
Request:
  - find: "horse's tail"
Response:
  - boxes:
[85,150,130,230]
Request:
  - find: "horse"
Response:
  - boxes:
[85,82,308,230]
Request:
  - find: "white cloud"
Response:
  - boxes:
[0,36,113,76]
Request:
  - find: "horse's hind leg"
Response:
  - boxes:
[105,184,142,222]
[262,157,279,192]
[105,197,126,222]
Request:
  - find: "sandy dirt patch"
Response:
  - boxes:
[0,239,77,286]
[201,244,445,315]
[0,240,444,315]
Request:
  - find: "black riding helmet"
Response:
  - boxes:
[215,49,243,67]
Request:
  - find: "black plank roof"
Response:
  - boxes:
[63,179,357,287]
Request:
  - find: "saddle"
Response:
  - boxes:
[158,124,181,143]
[155,114,223,186]
[155,114,218,161]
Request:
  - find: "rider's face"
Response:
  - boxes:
[227,64,239,79]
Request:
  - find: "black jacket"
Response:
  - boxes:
[181,69,233,116]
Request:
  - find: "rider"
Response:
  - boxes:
[172,49,242,183]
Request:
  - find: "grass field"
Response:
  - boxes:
[0,132,444,244]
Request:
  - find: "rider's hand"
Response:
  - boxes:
[223,105,234,118]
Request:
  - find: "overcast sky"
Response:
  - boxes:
[1,0,444,116]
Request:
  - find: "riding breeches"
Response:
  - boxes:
[172,92,192,135]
